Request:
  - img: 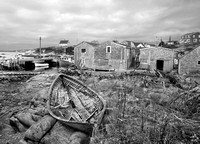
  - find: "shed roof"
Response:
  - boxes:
[178,45,200,60]
[59,40,69,44]
[182,32,200,36]
[74,41,99,48]
[85,41,99,47]
[139,46,174,51]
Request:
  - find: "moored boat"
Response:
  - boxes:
[34,59,49,67]
[35,62,49,67]
[59,59,73,67]
[47,74,106,136]
[58,55,74,68]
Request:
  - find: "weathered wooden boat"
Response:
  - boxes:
[47,73,106,136]
[35,62,49,67]
[34,59,49,67]
[59,59,74,68]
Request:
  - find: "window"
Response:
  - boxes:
[193,39,197,42]
[106,46,111,53]
[81,49,86,53]
[193,35,196,38]
[188,35,190,38]
[199,35,200,38]
[198,61,200,65]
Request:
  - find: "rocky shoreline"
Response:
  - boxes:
[0,68,200,143]
[0,70,92,144]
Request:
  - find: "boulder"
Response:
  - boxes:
[34,107,49,116]
[149,92,170,106]
[41,121,90,144]
[24,115,56,142]
[41,122,74,144]
[15,112,37,127]
[10,116,27,132]
[69,132,90,144]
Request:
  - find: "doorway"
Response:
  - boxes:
[156,60,164,71]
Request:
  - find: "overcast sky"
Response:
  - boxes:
[0,0,200,51]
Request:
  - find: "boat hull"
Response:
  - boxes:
[47,74,106,136]
[59,60,73,68]
[35,63,49,67]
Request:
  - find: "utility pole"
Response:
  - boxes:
[39,37,41,58]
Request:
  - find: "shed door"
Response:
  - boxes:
[163,60,171,72]
[156,60,164,71]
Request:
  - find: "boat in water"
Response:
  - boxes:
[35,62,49,67]
[47,74,106,135]
[58,55,74,68]
[34,59,49,67]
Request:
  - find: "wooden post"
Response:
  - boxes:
[39,37,41,58]
[148,50,151,70]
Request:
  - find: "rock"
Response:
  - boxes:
[18,139,29,144]
[10,116,27,132]
[34,107,49,116]
[18,139,35,144]
[69,132,90,144]
[31,114,42,122]
[0,121,15,135]
[41,122,75,144]
[185,77,191,83]
[24,115,56,142]
[149,92,169,106]
[15,112,36,127]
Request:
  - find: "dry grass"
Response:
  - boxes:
[88,75,200,144]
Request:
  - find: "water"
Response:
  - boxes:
[0,51,24,59]
[0,51,55,72]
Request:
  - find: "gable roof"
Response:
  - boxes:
[112,41,127,47]
[74,41,99,48]
[139,46,174,51]
[59,40,69,44]
[75,40,127,49]
[182,32,200,37]
[121,40,146,48]
[178,45,200,59]
[85,41,99,47]
[133,42,145,47]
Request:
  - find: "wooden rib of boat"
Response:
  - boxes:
[47,73,106,136]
